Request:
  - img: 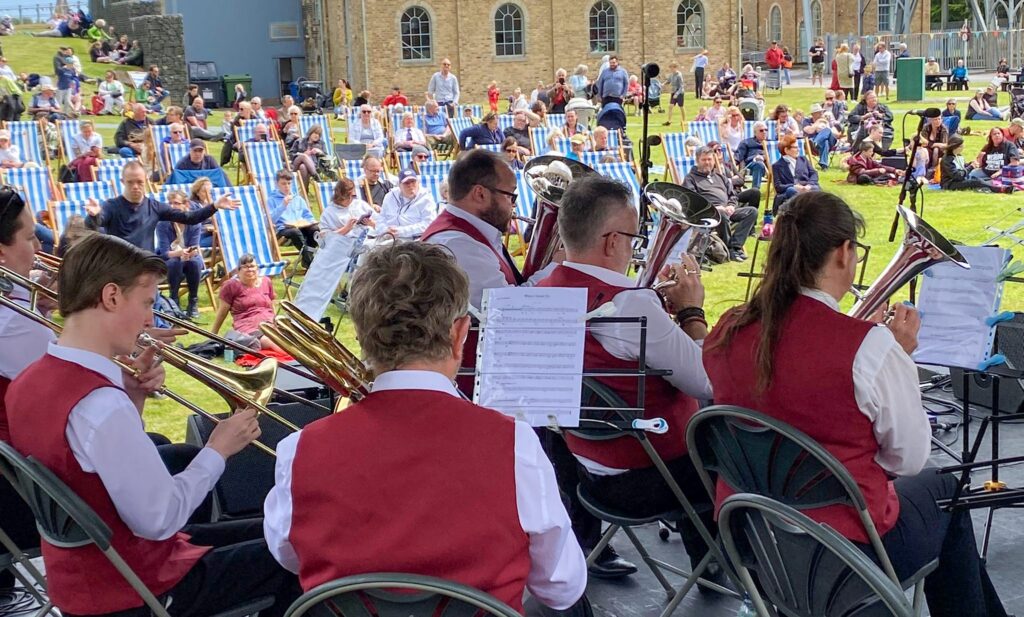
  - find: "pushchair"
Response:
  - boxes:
[597,101,627,132]
[1012,92,1024,121]
[296,78,327,113]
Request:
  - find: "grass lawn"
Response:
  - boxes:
[5,29,1023,441]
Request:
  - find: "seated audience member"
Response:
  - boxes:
[267,169,319,267]
[183,84,199,109]
[0,129,29,169]
[682,145,759,261]
[289,124,328,187]
[858,123,902,157]
[967,88,1004,121]
[393,111,427,152]
[114,103,151,158]
[422,100,453,147]
[1004,118,1024,150]
[98,70,124,114]
[69,120,102,180]
[175,138,221,171]
[184,96,224,142]
[264,241,590,615]
[971,127,1021,180]
[950,58,969,90]
[6,233,299,617]
[924,57,943,90]
[771,135,820,211]
[380,85,408,107]
[28,83,63,121]
[941,134,1008,193]
[826,89,849,127]
[503,110,532,155]
[983,85,999,108]
[162,122,188,145]
[320,177,376,240]
[501,136,524,170]
[846,141,903,185]
[331,78,351,119]
[36,113,59,161]
[591,126,617,156]
[279,106,303,148]
[378,169,437,240]
[703,191,1010,617]
[156,190,204,318]
[770,104,801,138]
[362,155,392,209]
[348,105,386,158]
[212,253,285,352]
[735,121,770,189]
[916,113,949,170]
[458,112,503,150]
[848,91,893,150]
[803,103,840,169]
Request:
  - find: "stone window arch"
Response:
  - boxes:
[589,1,617,53]
[400,6,432,61]
[494,3,525,57]
[676,0,705,49]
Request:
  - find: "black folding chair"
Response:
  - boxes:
[719,494,914,617]
[0,442,51,616]
[0,441,273,617]
[283,573,521,617]
[685,405,934,614]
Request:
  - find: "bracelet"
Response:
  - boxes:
[675,306,705,324]
[681,317,709,329]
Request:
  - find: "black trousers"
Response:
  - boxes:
[579,455,716,570]
[165,256,202,304]
[694,67,705,99]
[717,204,759,252]
[855,469,1006,617]
[853,73,862,100]
[277,225,320,267]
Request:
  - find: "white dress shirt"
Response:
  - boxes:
[425,205,555,309]
[264,369,587,610]
[800,288,931,476]
[0,287,55,381]
[51,343,226,541]
[378,187,436,239]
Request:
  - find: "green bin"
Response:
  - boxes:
[896,57,924,102]
[222,74,253,102]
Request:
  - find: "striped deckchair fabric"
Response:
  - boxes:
[342,159,365,179]
[661,132,692,161]
[764,139,807,165]
[254,175,307,214]
[606,129,622,149]
[150,124,189,148]
[418,174,447,207]
[60,180,116,202]
[56,119,82,164]
[155,183,195,195]
[210,185,287,277]
[161,141,190,177]
[669,156,698,184]
[417,159,454,178]
[48,199,89,238]
[2,167,56,215]
[97,157,133,169]
[243,141,289,184]
[687,121,721,146]
[474,143,503,153]
[395,150,414,172]
[529,126,553,154]
[545,114,566,128]
[314,181,335,210]
[389,112,424,134]
[744,121,777,140]
[593,162,641,210]
[579,150,621,166]
[496,115,516,131]
[514,169,537,221]
[448,117,475,145]
[5,120,44,164]
[457,104,482,118]
[95,165,130,186]
[298,114,334,149]
[234,121,277,145]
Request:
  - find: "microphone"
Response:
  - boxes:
[908,108,942,118]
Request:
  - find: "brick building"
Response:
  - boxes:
[308,0,931,102]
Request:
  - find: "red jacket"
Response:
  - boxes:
[765,47,784,69]
[381,93,409,107]
[846,153,897,183]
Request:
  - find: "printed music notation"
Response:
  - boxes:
[474,287,587,427]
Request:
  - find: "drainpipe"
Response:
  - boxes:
[360,0,370,90]
[342,0,354,81]
[317,0,328,84]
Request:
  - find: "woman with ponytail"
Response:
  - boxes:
[703,192,1008,617]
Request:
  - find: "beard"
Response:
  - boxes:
[479,194,512,233]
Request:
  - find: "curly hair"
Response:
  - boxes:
[349,242,469,373]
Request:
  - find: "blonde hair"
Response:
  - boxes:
[190,176,212,202]
[349,243,469,374]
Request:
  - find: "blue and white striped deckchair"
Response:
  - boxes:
[389,112,423,134]
[57,119,82,164]
[474,143,503,153]
[529,126,553,154]
[417,159,454,178]
[60,180,116,202]
[579,150,620,166]
[514,169,537,222]
[314,181,335,210]
[48,199,89,239]
[97,157,132,169]
[606,129,622,149]
[298,114,333,149]
[342,159,365,179]
[688,121,721,146]
[243,141,288,184]
[234,121,276,144]
[95,165,129,187]
[449,117,475,146]
[669,156,698,184]
[5,121,44,165]
[2,167,55,216]
[457,104,482,118]
[395,150,414,172]
[156,183,194,194]
[497,115,516,131]
[744,121,777,140]
[160,141,190,177]
[547,137,572,155]
[661,132,692,161]
[764,139,807,165]
[210,185,287,277]
[545,113,566,128]
[150,124,189,147]
[594,162,641,210]
[418,174,447,207]
[254,175,307,215]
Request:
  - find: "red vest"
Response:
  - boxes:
[702,295,898,542]
[288,389,531,611]
[422,209,519,397]
[6,355,208,614]
[0,376,10,443]
[537,265,698,469]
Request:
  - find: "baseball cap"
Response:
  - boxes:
[399,168,418,183]
[570,133,587,145]
[189,138,205,150]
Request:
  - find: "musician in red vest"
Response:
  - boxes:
[263,242,590,616]
[6,233,300,617]
[421,150,637,579]
[535,174,721,578]
[703,192,1007,617]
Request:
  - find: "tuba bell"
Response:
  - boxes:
[635,182,721,289]
[520,155,598,279]
[848,205,970,320]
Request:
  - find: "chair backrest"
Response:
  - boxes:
[545,113,566,128]
[661,132,692,160]
[765,139,807,165]
[235,121,276,144]
[395,150,414,172]
[97,158,132,169]
[457,104,482,118]
[529,126,553,154]
[670,156,697,183]
[688,121,721,146]
[719,494,913,617]
[57,119,82,162]
[513,169,536,221]
[61,180,116,202]
[606,129,622,148]
[744,120,777,140]
[298,114,334,149]
[496,114,516,131]
[474,143,504,154]
[161,141,190,176]
[283,573,521,617]
[448,117,475,140]
[155,183,194,196]
[95,165,128,187]
[579,150,619,166]
[48,199,88,237]
[418,174,446,207]
[342,159,365,179]
[390,112,423,134]
[418,159,454,178]
[244,141,288,184]
[2,167,55,215]
[593,161,640,210]
[211,184,286,277]
[149,124,188,149]
[5,120,44,164]
[314,181,336,209]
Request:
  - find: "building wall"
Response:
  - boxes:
[320,0,740,102]
[164,0,306,99]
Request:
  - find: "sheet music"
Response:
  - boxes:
[913,245,1010,369]
[474,287,586,427]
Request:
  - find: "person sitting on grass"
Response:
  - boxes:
[846,141,903,186]
[940,134,1009,193]
[967,88,1004,121]
[970,127,1020,181]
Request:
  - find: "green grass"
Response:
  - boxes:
[5,29,1022,441]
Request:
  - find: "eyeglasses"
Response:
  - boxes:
[480,184,518,203]
[361,110,371,115]
[756,128,767,133]
[505,149,518,153]
[602,230,648,252]
[171,129,183,133]
[415,154,430,160]
[852,240,869,263]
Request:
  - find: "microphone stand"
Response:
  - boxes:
[639,69,655,223]
[888,112,928,243]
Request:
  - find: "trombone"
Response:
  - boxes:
[0,264,288,456]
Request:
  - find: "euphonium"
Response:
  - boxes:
[520,155,598,279]
[636,182,721,289]
[848,205,969,320]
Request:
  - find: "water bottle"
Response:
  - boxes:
[223,347,235,364]
[736,593,757,617]
[760,210,774,239]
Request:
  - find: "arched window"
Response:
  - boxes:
[768,5,782,44]
[494,3,525,57]
[676,0,705,49]
[589,1,617,53]
[797,19,807,61]
[400,6,432,61]
[810,0,823,36]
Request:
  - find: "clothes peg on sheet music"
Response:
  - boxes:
[632,418,669,434]
[977,353,1007,372]
[985,311,1015,327]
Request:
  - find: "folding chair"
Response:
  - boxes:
[283,573,520,617]
[418,160,455,178]
[593,161,641,210]
[448,117,475,153]
[234,119,278,143]
[529,126,553,154]
[5,120,45,166]
[0,444,52,617]
[243,140,289,185]
[95,165,130,188]
[744,121,777,140]
[56,119,82,165]
[660,133,692,179]
[567,379,739,617]
[60,180,116,202]
[160,141,190,179]
[341,159,365,180]
[210,185,288,281]
[298,114,334,150]
[418,174,446,207]
[496,114,516,132]
[149,124,189,148]
[0,441,273,617]
[763,139,808,211]
[474,143,503,154]
[48,200,89,241]
[669,156,697,184]
[395,150,414,171]
[686,405,935,614]
[579,150,620,166]
[545,113,566,128]
[719,495,915,617]
[687,121,721,146]
[2,167,57,217]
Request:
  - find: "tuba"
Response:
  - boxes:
[520,155,597,279]
[635,182,721,289]
[849,205,969,320]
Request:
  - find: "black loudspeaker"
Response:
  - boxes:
[185,398,331,519]
[951,313,1024,413]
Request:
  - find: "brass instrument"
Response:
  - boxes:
[520,155,597,279]
[261,301,372,402]
[848,206,969,320]
[636,182,722,289]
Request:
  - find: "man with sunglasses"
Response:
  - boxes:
[536,174,721,583]
[735,120,770,189]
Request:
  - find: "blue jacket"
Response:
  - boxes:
[458,123,502,149]
[268,189,315,230]
[736,137,766,165]
[156,210,202,261]
[772,156,820,193]
[86,195,216,252]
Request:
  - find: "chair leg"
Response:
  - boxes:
[658,552,711,617]
[621,525,676,597]
[912,580,926,616]
[584,525,618,568]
